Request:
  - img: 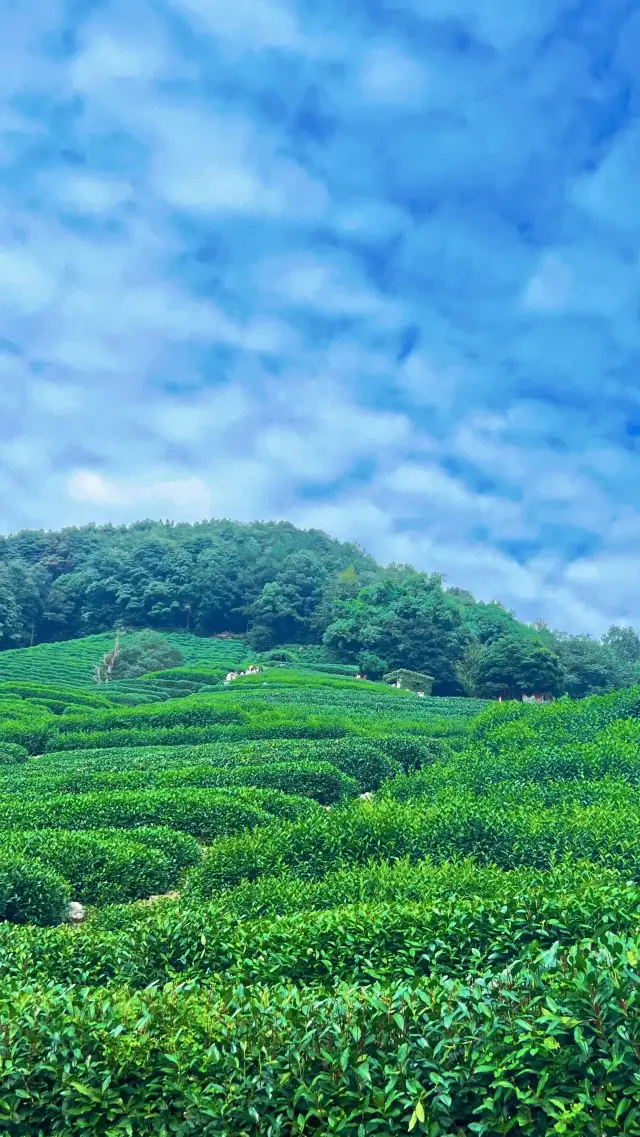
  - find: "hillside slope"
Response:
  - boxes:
[2,637,640,1130]
[2,517,639,697]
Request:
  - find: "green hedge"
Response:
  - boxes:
[0,786,315,841]
[0,856,69,925]
[34,737,404,791]
[0,865,640,1137]
[49,722,351,750]
[0,859,635,990]
[0,720,58,755]
[185,793,640,896]
[3,954,640,1134]
[0,827,200,905]
[155,760,358,803]
[0,682,112,708]
[0,760,357,804]
[0,742,28,765]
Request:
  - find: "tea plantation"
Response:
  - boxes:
[4,637,640,1133]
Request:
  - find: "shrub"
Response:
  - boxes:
[160,761,358,804]
[0,742,28,764]
[310,739,402,789]
[95,630,184,683]
[246,625,274,652]
[0,720,58,755]
[0,786,313,841]
[0,857,69,925]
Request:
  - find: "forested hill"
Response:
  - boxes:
[1,517,639,698]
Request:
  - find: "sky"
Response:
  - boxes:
[0,0,639,635]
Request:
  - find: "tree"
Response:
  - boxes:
[323,572,468,693]
[472,635,564,699]
[454,640,484,696]
[2,516,638,703]
[602,625,640,664]
[551,634,619,699]
[94,630,184,682]
[462,601,522,646]
[246,625,275,652]
[0,571,23,648]
[357,651,387,680]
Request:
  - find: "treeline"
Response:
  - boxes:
[0,518,638,697]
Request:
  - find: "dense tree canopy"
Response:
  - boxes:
[469,635,565,699]
[0,517,638,699]
[95,630,184,683]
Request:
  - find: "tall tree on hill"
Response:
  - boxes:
[471,634,565,699]
[323,572,468,693]
[602,625,640,664]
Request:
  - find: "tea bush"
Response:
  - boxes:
[0,759,358,803]
[0,786,316,839]
[0,856,69,925]
[6,634,640,1132]
[0,742,28,764]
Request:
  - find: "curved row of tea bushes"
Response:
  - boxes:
[0,682,113,709]
[0,760,358,804]
[32,737,410,789]
[0,826,201,906]
[0,742,28,765]
[184,794,640,896]
[0,785,317,839]
[0,631,253,689]
[470,685,640,750]
[0,856,69,926]
[46,681,477,738]
[381,741,640,800]
[0,858,634,989]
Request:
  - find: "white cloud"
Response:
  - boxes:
[0,0,637,641]
[383,462,521,522]
[149,385,252,443]
[67,470,212,514]
[254,253,400,324]
[359,43,427,105]
[71,31,164,90]
[399,352,458,411]
[571,126,640,236]
[452,414,528,482]
[148,109,328,218]
[173,0,307,52]
[522,253,571,312]
[54,174,133,215]
[258,385,411,481]
[0,435,50,473]
[29,380,84,415]
[0,247,57,315]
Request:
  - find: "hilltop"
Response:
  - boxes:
[1,517,639,698]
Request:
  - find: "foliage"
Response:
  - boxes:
[0,742,28,764]
[2,516,638,695]
[245,623,274,652]
[471,633,565,697]
[356,650,387,679]
[5,608,640,1130]
[383,668,435,693]
[95,629,184,683]
[0,856,69,925]
[0,785,316,840]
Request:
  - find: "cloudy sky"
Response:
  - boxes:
[1,0,639,634]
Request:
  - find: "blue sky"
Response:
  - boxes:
[0,0,638,634]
